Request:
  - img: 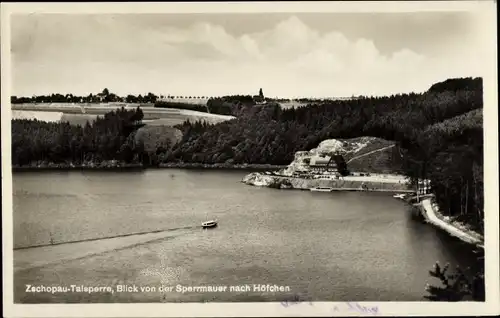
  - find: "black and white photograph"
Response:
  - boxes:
[2,1,498,317]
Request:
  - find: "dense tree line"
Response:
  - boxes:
[428,77,483,94]
[154,101,208,113]
[407,109,483,230]
[11,88,159,104]
[166,78,480,160]
[12,107,145,166]
[206,95,257,115]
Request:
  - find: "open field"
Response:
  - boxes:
[11,110,63,122]
[158,97,208,105]
[12,102,153,109]
[343,137,395,161]
[12,104,234,126]
[346,145,403,174]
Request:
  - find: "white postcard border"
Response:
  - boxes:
[2,1,498,317]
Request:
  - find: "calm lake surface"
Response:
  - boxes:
[13,169,478,303]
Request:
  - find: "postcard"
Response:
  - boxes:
[2,1,498,317]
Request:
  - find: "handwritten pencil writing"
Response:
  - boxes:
[280,294,313,307]
[342,302,379,315]
[281,298,379,315]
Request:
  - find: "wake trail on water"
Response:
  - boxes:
[14,225,201,250]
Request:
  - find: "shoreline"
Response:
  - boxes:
[418,198,484,248]
[12,164,145,172]
[12,163,287,172]
[157,163,287,170]
[281,187,414,193]
[241,171,413,192]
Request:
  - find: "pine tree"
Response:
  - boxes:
[424,261,484,301]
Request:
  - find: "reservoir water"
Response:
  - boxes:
[12,169,478,303]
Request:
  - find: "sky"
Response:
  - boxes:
[10,12,487,98]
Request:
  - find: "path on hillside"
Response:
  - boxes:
[421,199,482,246]
[347,145,395,164]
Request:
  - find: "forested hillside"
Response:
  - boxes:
[410,108,483,230]
[11,107,145,166]
[163,77,483,232]
[165,78,481,163]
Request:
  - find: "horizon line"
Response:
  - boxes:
[9,76,482,100]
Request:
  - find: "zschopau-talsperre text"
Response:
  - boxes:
[26,284,291,294]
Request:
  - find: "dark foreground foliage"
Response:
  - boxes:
[425,261,485,301]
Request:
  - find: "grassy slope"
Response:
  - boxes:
[285,136,402,174]
[14,103,233,127]
[342,138,402,174]
[341,137,394,161]
[346,145,402,174]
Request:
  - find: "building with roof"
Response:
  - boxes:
[309,155,338,173]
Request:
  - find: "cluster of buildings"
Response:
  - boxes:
[308,155,339,173]
[288,153,345,179]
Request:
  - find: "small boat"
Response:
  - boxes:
[393,193,407,199]
[202,220,218,229]
[310,187,334,192]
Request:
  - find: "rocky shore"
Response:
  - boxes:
[239,137,414,192]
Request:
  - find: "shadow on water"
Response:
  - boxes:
[15,234,183,274]
[14,224,216,273]
[13,225,202,250]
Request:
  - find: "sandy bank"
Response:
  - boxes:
[242,172,412,192]
[158,163,287,170]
